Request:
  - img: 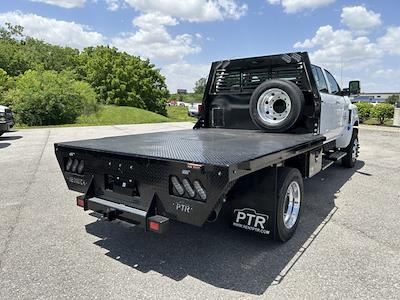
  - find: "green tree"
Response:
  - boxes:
[385,94,399,105]
[355,102,374,123]
[0,23,169,117]
[5,70,98,125]
[0,68,8,102]
[78,46,168,115]
[23,38,80,73]
[0,22,24,40]
[0,23,31,76]
[0,24,79,76]
[0,68,15,105]
[194,77,207,95]
[0,39,32,76]
[370,103,394,125]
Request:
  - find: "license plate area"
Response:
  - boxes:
[105,174,139,197]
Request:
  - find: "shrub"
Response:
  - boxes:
[4,69,98,125]
[78,46,169,116]
[72,80,99,115]
[370,103,394,125]
[0,68,7,103]
[355,102,373,123]
[385,94,399,105]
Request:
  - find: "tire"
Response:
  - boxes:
[249,80,305,132]
[341,129,359,168]
[274,168,304,242]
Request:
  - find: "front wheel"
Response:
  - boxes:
[342,129,359,168]
[275,168,304,242]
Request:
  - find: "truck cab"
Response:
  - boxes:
[311,65,359,145]
[0,105,14,136]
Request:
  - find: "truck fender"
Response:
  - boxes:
[336,104,359,148]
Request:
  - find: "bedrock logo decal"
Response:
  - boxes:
[233,208,270,235]
[67,175,87,186]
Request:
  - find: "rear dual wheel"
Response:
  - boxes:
[275,168,304,242]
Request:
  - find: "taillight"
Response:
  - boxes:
[198,104,204,115]
[182,179,195,198]
[193,181,207,200]
[71,159,79,173]
[171,176,184,196]
[65,157,84,174]
[65,158,73,171]
[149,221,160,231]
[148,215,170,234]
[76,195,85,208]
[170,176,207,201]
[77,160,84,174]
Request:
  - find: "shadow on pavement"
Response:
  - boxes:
[85,161,364,295]
[0,142,10,149]
[0,135,22,141]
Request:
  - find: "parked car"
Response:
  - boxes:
[188,103,202,117]
[167,100,177,106]
[0,105,14,136]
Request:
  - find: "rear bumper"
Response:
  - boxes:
[79,195,170,233]
[87,196,147,225]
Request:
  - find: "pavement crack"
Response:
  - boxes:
[0,129,51,271]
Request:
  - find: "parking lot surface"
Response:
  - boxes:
[0,123,399,299]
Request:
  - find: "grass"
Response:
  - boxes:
[76,105,170,125]
[166,106,196,122]
[15,105,195,129]
[363,118,393,126]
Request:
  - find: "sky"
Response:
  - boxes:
[0,0,399,93]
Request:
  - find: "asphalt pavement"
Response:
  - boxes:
[0,123,399,299]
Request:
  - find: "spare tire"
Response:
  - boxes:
[249,79,305,132]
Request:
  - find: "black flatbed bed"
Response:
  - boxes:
[57,128,324,169]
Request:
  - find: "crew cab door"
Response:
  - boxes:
[311,65,346,141]
[322,69,348,140]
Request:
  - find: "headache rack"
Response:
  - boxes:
[199,52,319,131]
[210,52,314,95]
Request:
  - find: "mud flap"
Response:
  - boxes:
[228,166,278,239]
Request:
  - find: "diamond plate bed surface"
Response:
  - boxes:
[57,129,323,167]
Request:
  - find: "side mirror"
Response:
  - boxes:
[349,81,361,95]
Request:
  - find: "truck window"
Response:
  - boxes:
[311,65,328,93]
[324,69,340,94]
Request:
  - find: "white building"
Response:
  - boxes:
[351,92,400,104]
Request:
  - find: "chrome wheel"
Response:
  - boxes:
[283,181,301,230]
[352,138,359,162]
[256,88,292,126]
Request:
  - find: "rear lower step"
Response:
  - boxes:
[76,195,170,233]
